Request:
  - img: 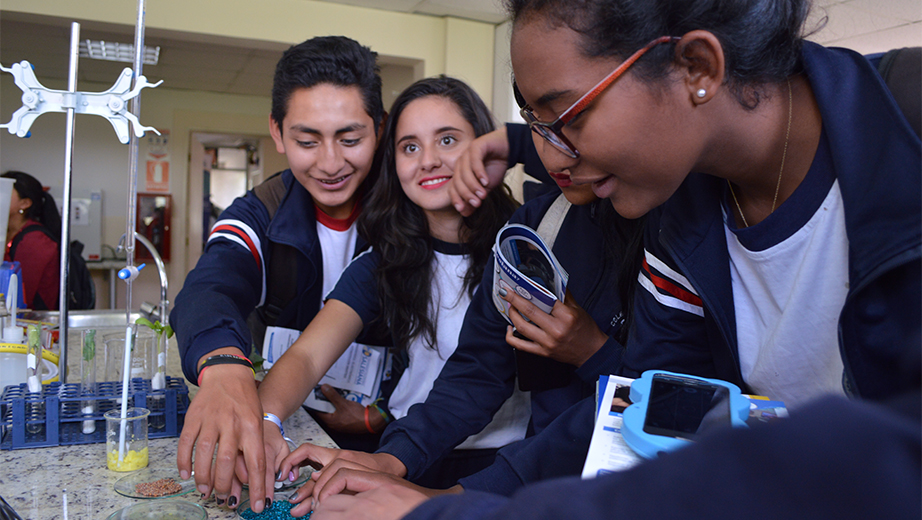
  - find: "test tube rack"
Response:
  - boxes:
[0,376,189,450]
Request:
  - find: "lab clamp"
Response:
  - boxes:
[0,14,163,384]
[0,61,161,144]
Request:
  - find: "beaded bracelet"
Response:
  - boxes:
[196,354,255,387]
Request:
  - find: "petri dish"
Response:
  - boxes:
[114,469,196,499]
[237,492,307,519]
[106,500,207,520]
[242,469,310,492]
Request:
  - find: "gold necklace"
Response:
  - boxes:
[728,79,793,228]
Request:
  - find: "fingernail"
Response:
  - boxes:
[198,485,209,496]
[311,471,321,480]
[499,287,507,297]
[200,493,208,500]
[289,491,299,502]
[179,470,190,480]
[228,496,237,507]
[265,497,272,508]
[468,198,478,206]
[254,499,264,511]
[289,471,296,482]
[276,470,283,480]
[216,498,225,506]
[475,190,485,198]
[454,203,464,212]
[480,177,488,187]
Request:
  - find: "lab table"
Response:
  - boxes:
[0,405,336,519]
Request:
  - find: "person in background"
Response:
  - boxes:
[3,171,60,310]
[171,35,386,513]
[257,76,529,507]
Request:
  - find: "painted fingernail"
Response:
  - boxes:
[216,498,225,506]
[480,177,488,187]
[468,198,478,206]
[475,190,485,198]
[276,470,283,480]
[289,491,299,502]
[265,497,272,508]
[200,493,208,500]
[228,496,237,507]
[289,471,296,482]
[499,287,507,297]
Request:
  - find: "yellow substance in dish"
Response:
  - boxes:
[107,447,149,471]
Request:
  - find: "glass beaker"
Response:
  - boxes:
[103,329,157,382]
[105,407,150,471]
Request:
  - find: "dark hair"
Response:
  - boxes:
[506,0,813,108]
[358,76,519,350]
[271,36,385,132]
[2,171,61,239]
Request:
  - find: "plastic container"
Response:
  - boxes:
[0,376,189,450]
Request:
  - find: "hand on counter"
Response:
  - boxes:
[306,468,457,520]
[277,443,409,515]
[176,356,269,513]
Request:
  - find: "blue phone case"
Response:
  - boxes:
[622,370,750,459]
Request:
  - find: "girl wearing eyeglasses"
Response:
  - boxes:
[300,0,920,518]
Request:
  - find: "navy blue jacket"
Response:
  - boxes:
[172,170,368,382]
[427,41,921,498]
[622,42,921,402]
[376,191,625,482]
[405,390,922,520]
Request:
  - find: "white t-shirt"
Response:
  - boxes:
[727,180,849,409]
[386,249,531,450]
[316,208,360,306]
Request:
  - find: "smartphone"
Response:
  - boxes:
[642,373,732,441]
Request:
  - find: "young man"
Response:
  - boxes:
[171,35,385,513]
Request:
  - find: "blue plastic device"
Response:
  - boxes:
[622,370,750,459]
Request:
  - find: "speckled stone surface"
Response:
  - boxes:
[1,337,337,519]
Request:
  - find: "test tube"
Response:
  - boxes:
[25,324,43,434]
[81,329,97,434]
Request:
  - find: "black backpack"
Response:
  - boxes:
[9,224,96,310]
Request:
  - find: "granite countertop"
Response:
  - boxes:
[1,332,337,519]
[0,408,335,519]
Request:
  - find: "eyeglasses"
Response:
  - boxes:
[516,36,679,158]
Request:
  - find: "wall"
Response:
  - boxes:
[0,0,498,310]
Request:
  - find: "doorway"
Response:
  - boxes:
[186,132,288,269]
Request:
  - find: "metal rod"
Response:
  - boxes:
[124,0,147,324]
[59,22,81,384]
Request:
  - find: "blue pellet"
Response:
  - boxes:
[239,499,310,520]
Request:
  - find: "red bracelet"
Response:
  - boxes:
[364,405,376,434]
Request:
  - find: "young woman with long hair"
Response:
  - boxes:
[254,76,528,500]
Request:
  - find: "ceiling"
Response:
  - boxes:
[0,0,919,99]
